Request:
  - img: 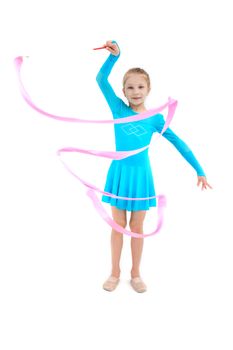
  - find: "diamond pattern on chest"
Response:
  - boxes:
[121,123,148,136]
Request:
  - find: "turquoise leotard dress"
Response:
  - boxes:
[96,53,205,211]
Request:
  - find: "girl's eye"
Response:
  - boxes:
[139,86,145,89]
[127,86,133,89]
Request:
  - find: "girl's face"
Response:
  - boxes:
[123,74,150,110]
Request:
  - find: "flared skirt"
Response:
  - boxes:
[102,160,156,211]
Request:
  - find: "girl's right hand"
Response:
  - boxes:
[105,40,120,56]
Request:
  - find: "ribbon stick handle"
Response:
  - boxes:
[93,45,107,50]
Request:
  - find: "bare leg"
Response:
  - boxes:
[110,206,127,278]
[129,210,147,278]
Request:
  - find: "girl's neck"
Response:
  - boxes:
[129,103,147,113]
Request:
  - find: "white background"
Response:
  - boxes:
[0,0,232,349]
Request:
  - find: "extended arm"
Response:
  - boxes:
[162,127,205,176]
[156,115,212,190]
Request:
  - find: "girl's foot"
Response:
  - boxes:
[130,277,147,293]
[103,276,120,292]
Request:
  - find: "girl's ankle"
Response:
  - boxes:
[131,269,140,279]
[111,270,121,279]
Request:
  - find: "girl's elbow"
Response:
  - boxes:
[96,72,101,83]
[96,72,105,88]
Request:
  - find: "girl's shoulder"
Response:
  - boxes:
[139,113,165,133]
[144,112,164,124]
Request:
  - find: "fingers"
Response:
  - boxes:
[197,176,213,190]
[201,180,213,190]
[203,180,213,190]
[106,40,116,48]
[105,40,120,55]
[106,40,113,47]
[105,46,115,54]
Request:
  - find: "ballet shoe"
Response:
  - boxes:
[103,276,120,292]
[130,277,147,293]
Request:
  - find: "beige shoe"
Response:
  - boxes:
[130,277,147,293]
[103,276,120,292]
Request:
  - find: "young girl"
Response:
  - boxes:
[96,40,212,293]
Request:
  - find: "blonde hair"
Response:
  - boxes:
[123,68,151,89]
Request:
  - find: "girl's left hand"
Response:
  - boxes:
[197,176,213,190]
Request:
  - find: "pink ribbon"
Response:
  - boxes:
[14,55,178,238]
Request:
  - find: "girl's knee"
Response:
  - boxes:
[129,220,143,233]
[129,210,146,232]
[115,218,127,228]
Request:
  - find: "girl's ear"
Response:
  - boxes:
[122,88,126,97]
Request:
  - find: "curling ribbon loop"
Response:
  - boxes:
[14,55,178,238]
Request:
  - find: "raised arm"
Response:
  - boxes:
[96,41,122,115]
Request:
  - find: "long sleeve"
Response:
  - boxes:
[96,53,122,116]
[156,114,206,176]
